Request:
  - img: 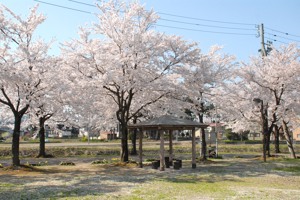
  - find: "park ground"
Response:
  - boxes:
[0,142,299,199]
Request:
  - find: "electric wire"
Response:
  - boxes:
[66,0,300,43]
[34,0,93,14]
[265,37,289,45]
[35,0,256,36]
[68,0,95,7]
[159,18,256,31]
[265,32,300,43]
[68,0,256,28]
[156,24,256,36]
[265,27,300,38]
[157,11,255,26]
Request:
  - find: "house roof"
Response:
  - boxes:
[128,115,209,130]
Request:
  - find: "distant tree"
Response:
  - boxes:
[225,128,239,140]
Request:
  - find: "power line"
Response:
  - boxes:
[265,26,300,38]
[157,11,255,26]
[68,0,256,27]
[34,0,93,14]
[35,0,257,36]
[159,18,256,31]
[265,37,289,45]
[265,32,300,43]
[68,0,95,7]
[156,24,256,36]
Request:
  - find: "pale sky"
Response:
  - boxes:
[1,0,299,61]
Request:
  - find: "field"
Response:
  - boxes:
[0,142,299,199]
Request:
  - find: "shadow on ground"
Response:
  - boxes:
[0,155,299,199]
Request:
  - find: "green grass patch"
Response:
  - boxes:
[128,179,236,200]
[268,157,300,164]
[274,166,300,173]
[280,157,300,163]
[0,182,17,188]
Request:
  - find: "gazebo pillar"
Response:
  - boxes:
[138,129,143,168]
[159,129,165,171]
[192,128,196,168]
[169,130,173,166]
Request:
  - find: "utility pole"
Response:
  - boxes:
[259,23,267,57]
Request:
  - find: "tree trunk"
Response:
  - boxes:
[12,115,22,166]
[274,124,280,153]
[138,130,143,168]
[265,110,272,157]
[261,101,268,162]
[262,132,267,162]
[198,113,207,160]
[200,128,207,160]
[130,118,138,155]
[130,128,137,155]
[120,122,129,162]
[266,130,271,157]
[282,120,296,159]
[37,117,46,158]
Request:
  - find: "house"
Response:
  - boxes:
[100,131,117,140]
[47,124,79,138]
[293,127,300,141]
[248,132,262,140]
[0,126,12,140]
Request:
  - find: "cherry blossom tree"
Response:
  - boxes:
[0,4,51,166]
[65,84,116,140]
[62,0,200,162]
[217,44,300,159]
[242,44,299,157]
[27,57,70,158]
[177,46,236,160]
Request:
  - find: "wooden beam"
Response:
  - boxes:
[192,128,196,168]
[138,129,143,168]
[159,130,165,171]
[169,130,173,166]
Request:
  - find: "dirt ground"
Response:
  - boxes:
[0,156,300,199]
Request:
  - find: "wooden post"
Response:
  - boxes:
[138,129,143,168]
[192,128,196,168]
[159,129,165,171]
[169,130,173,166]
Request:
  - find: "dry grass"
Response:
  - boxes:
[0,156,299,199]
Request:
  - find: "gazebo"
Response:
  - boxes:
[128,115,209,171]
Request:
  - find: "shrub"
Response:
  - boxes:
[225,129,249,141]
[80,136,88,142]
[26,161,48,166]
[91,159,109,164]
[59,161,75,166]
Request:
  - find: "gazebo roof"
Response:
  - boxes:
[128,115,209,130]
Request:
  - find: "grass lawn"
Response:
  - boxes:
[0,142,299,199]
[0,155,299,200]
